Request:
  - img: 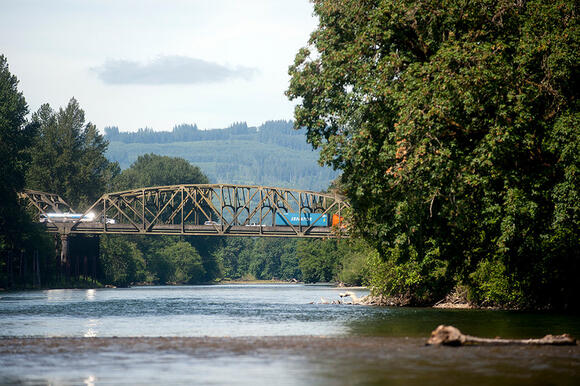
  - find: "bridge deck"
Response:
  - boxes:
[42,223,338,238]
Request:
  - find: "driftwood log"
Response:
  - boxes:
[427,325,576,346]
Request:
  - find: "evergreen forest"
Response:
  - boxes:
[104,121,339,191]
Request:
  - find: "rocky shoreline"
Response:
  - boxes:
[320,289,473,308]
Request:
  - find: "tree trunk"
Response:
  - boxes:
[34,250,41,288]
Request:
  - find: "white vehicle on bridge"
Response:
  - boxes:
[40,212,115,224]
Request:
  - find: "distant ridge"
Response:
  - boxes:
[104,120,339,191]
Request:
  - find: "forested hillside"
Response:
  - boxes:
[105,121,339,191]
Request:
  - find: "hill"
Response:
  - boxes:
[104,120,339,191]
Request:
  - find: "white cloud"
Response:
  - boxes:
[92,56,258,85]
[0,0,317,131]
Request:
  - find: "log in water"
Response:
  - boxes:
[427,325,577,346]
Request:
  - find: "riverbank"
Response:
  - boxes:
[350,285,475,309]
[218,279,299,285]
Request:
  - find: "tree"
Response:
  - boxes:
[287,1,579,308]
[187,236,222,282]
[113,153,209,191]
[0,55,39,287]
[278,240,300,281]
[26,98,116,209]
[297,239,340,283]
[336,238,373,287]
[99,235,144,287]
[107,156,215,285]
[214,238,252,279]
[0,56,34,204]
[160,241,205,284]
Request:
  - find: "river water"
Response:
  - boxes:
[1,284,579,385]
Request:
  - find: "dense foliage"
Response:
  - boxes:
[26,98,118,209]
[215,238,299,281]
[105,121,309,150]
[0,56,34,213]
[288,0,579,308]
[105,120,339,191]
[113,153,209,190]
[0,55,43,288]
[215,237,371,286]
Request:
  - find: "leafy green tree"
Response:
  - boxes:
[278,240,300,280]
[336,239,373,287]
[130,235,172,283]
[160,241,205,284]
[214,238,252,279]
[188,236,222,282]
[113,153,209,190]
[212,237,303,281]
[248,240,269,280]
[287,0,579,308]
[247,238,287,280]
[26,98,116,209]
[297,239,340,283]
[99,235,144,287]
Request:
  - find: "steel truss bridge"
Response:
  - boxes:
[19,185,349,239]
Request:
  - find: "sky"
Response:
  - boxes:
[0,0,317,132]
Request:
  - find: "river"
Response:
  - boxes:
[1,284,579,385]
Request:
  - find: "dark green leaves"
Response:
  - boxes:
[288,0,580,309]
[113,153,209,191]
[26,98,115,209]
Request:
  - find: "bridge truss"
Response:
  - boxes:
[19,189,74,215]
[21,185,349,238]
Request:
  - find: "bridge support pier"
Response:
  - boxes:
[60,234,69,266]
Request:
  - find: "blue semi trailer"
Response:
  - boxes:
[275,212,328,227]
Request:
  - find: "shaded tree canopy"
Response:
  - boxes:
[160,241,205,284]
[113,153,209,190]
[287,0,579,308]
[0,55,34,197]
[26,98,116,209]
[0,55,37,254]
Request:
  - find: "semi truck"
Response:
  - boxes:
[275,212,328,227]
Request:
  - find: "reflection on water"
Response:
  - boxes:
[45,288,76,302]
[84,319,99,338]
[83,374,96,386]
[1,284,579,385]
[85,289,96,301]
